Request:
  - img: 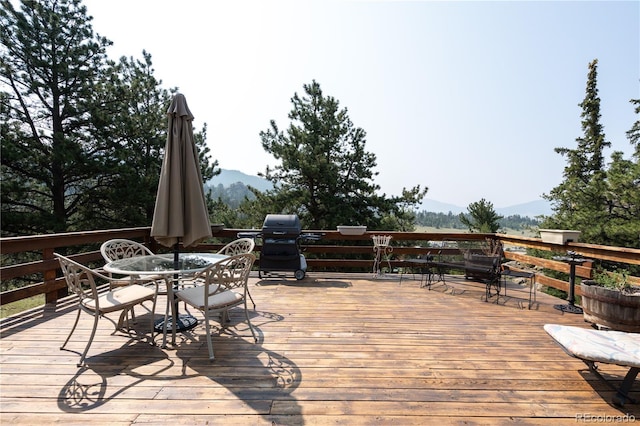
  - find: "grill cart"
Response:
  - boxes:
[239,214,320,280]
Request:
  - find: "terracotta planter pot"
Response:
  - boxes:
[580,281,640,333]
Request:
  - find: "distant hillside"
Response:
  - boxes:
[420,199,465,214]
[209,169,552,218]
[421,198,552,218]
[207,169,273,192]
[496,199,552,218]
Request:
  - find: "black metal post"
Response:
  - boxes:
[553,251,587,314]
[567,262,577,306]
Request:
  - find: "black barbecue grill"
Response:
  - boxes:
[239,214,320,280]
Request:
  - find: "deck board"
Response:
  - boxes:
[1,272,638,424]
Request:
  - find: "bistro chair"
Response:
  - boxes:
[216,238,257,308]
[372,234,393,277]
[100,239,159,286]
[175,253,258,361]
[55,253,158,366]
[217,238,255,256]
[100,239,164,321]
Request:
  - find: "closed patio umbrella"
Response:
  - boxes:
[151,93,212,332]
[151,93,212,249]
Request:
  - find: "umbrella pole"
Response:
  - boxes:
[173,242,180,270]
[172,241,198,331]
[155,241,198,337]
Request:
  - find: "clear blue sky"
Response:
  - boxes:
[84,0,639,208]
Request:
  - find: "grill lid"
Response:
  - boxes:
[262,214,301,236]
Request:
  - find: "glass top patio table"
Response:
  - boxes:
[103,252,227,276]
[103,252,228,347]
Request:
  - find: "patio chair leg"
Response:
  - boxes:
[123,306,136,323]
[61,308,81,351]
[148,298,157,346]
[245,300,258,343]
[116,310,127,330]
[205,315,215,361]
[161,296,171,348]
[247,288,256,310]
[78,313,100,367]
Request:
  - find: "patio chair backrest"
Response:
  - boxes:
[101,239,154,263]
[55,253,107,304]
[194,253,256,293]
[217,238,255,256]
[372,235,392,247]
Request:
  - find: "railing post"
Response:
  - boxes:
[43,248,66,305]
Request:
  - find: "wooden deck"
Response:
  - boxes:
[1,272,638,425]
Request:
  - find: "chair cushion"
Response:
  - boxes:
[110,274,163,288]
[177,285,242,311]
[84,284,155,314]
[544,324,640,368]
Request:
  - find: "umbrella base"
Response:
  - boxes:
[154,314,199,332]
[554,303,583,314]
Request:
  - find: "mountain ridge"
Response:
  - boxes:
[208,169,552,218]
[422,198,552,218]
[208,169,273,192]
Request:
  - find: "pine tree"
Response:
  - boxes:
[1,0,113,234]
[0,0,216,235]
[257,80,425,230]
[602,99,640,248]
[459,199,503,233]
[542,59,611,244]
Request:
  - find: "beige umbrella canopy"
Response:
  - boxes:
[151,93,212,249]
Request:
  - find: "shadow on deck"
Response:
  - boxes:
[1,272,638,425]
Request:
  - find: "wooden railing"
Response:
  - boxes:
[1,227,639,309]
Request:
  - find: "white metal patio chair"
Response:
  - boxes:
[175,253,258,361]
[217,238,255,256]
[100,239,164,321]
[372,234,393,277]
[55,253,158,367]
[101,238,155,259]
[216,238,257,308]
[100,239,166,286]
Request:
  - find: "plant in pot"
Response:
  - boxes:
[580,268,640,333]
